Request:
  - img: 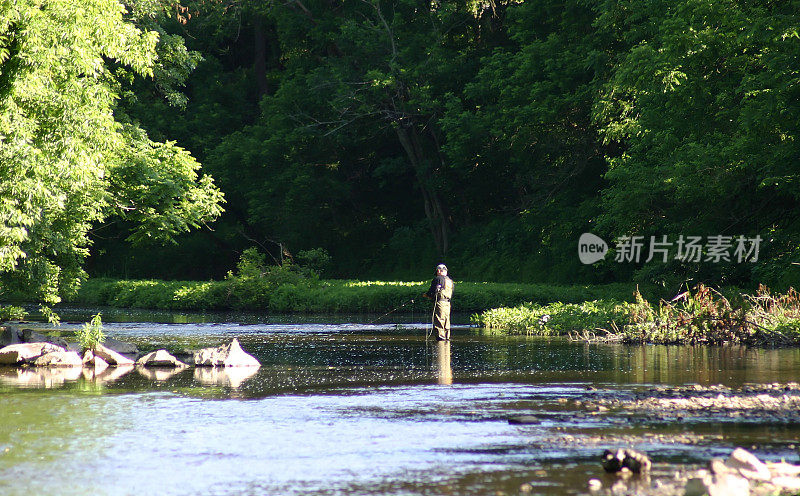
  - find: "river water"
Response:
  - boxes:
[1,311,800,495]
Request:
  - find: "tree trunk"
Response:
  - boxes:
[395,122,449,256]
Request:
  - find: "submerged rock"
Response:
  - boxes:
[0,326,22,346]
[102,337,139,357]
[137,349,187,368]
[508,415,541,425]
[193,338,260,368]
[22,329,69,350]
[601,448,651,473]
[0,342,64,365]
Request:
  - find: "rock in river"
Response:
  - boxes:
[102,337,139,357]
[93,343,135,366]
[725,447,772,481]
[82,350,109,372]
[0,342,64,365]
[32,351,82,368]
[137,349,187,368]
[601,448,651,473]
[193,338,260,367]
[0,326,22,346]
[508,415,541,425]
[22,329,69,350]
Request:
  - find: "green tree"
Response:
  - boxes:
[0,0,223,315]
[595,0,800,286]
[440,0,612,281]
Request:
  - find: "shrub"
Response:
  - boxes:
[475,300,629,335]
[0,305,26,321]
[77,313,105,351]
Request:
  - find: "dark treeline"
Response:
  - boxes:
[87,0,800,290]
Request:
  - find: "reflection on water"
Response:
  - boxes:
[2,320,800,496]
[83,364,134,384]
[435,341,452,385]
[0,366,82,388]
[0,365,140,389]
[193,366,259,388]
[137,366,185,382]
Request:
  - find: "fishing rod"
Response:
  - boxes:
[426,291,438,342]
[366,299,416,326]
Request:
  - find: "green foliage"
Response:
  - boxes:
[296,249,332,277]
[475,300,630,336]
[13,0,800,292]
[0,305,26,321]
[594,0,800,287]
[0,0,223,313]
[617,284,800,345]
[477,283,800,345]
[232,248,269,280]
[68,277,642,314]
[77,313,105,351]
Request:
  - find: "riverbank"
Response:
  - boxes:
[476,285,800,346]
[60,277,643,314]
[12,277,800,346]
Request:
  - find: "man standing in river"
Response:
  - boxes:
[423,264,454,341]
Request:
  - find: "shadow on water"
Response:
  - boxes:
[2,314,800,495]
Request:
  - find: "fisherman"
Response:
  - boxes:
[422,263,454,341]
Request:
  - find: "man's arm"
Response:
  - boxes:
[422,276,443,299]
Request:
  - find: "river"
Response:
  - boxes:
[1,310,799,495]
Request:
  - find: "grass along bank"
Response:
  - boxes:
[65,277,642,314]
[56,249,645,314]
[475,284,800,345]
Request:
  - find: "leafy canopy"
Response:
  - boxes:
[0,0,224,314]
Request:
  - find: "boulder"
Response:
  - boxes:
[33,350,83,367]
[82,350,109,372]
[102,337,139,356]
[0,342,63,365]
[508,415,541,425]
[22,329,69,350]
[601,449,651,473]
[771,476,800,492]
[768,461,800,478]
[93,343,135,366]
[725,447,771,481]
[136,349,187,368]
[193,338,260,367]
[685,463,750,496]
[0,326,22,346]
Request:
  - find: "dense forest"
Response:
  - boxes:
[3,0,800,306]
